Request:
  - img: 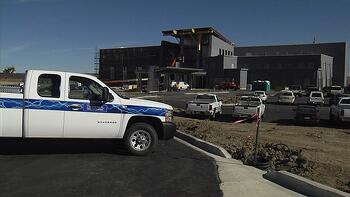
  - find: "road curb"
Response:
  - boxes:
[175,130,232,159]
[263,171,350,197]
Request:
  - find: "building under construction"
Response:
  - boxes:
[98,27,348,91]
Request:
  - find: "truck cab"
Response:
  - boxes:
[0,70,176,155]
[330,96,350,123]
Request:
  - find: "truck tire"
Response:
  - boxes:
[210,109,217,120]
[123,123,158,156]
[329,112,333,122]
[336,114,342,124]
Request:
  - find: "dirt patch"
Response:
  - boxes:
[174,116,350,193]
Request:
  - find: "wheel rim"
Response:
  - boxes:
[130,130,152,151]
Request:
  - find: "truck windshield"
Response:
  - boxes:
[340,98,350,104]
[311,93,322,97]
[282,92,293,96]
[331,86,342,90]
[239,97,260,106]
[196,95,215,101]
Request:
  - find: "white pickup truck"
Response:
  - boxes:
[329,96,350,122]
[186,94,222,119]
[233,96,265,119]
[0,70,175,155]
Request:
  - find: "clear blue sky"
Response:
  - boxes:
[0,0,349,75]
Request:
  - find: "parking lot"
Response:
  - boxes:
[126,90,350,192]
[0,139,221,197]
[130,90,332,124]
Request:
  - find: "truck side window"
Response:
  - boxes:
[37,74,61,98]
[69,76,103,100]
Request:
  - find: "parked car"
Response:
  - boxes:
[254,91,268,103]
[329,93,345,106]
[308,91,325,105]
[186,94,222,119]
[0,70,176,156]
[323,85,344,97]
[329,97,350,123]
[233,96,265,119]
[170,81,190,91]
[215,81,239,90]
[304,86,319,97]
[278,90,295,104]
[344,86,350,94]
[294,105,320,125]
[290,85,303,97]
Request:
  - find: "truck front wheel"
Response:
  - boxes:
[124,123,158,156]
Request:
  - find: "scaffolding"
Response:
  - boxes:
[94,47,100,77]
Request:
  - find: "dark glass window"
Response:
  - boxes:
[37,74,61,98]
[69,76,104,100]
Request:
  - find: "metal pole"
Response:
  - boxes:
[254,108,260,161]
[254,119,260,160]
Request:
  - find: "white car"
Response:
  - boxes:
[330,97,350,122]
[0,70,176,156]
[329,86,344,95]
[308,91,325,105]
[170,81,190,90]
[278,90,295,104]
[254,91,267,103]
[186,94,222,119]
[233,96,265,119]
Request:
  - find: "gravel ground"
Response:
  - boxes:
[174,116,350,193]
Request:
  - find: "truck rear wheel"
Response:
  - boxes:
[124,123,158,156]
[210,109,217,120]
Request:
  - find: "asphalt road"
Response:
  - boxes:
[0,139,222,197]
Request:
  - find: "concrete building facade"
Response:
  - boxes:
[98,27,347,90]
[235,42,347,86]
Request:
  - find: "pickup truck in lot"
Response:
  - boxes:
[233,96,265,119]
[0,70,176,155]
[329,96,350,123]
[186,94,222,119]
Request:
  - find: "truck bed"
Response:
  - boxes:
[0,92,23,137]
[187,102,210,112]
[233,105,258,117]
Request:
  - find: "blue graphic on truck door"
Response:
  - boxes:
[0,98,166,116]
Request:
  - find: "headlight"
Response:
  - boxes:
[165,110,173,122]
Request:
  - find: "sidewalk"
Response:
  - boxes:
[175,137,303,197]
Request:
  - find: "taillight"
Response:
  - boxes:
[341,110,344,116]
[186,103,188,109]
[209,105,212,111]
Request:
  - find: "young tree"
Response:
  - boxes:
[2,66,16,74]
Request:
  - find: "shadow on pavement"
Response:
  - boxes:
[0,138,129,155]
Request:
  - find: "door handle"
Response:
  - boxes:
[68,104,81,110]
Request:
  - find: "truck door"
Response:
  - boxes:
[63,74,121,138]
[23,71,65,137]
